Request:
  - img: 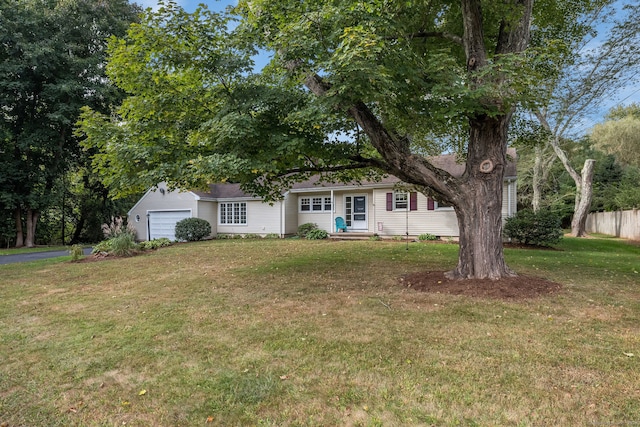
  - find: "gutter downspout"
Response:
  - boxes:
[330,189,334,233]
[281,192,288,238]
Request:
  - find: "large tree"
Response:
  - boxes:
[523,1,640,236]
[591,103,640,168]
[80,0,607,279]
[0,0,140,247]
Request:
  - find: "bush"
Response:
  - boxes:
[109,233,138,256]
[243,233,261,239]
[102,216,136,239]
[306,228,329,240]
[69,244,84,261]
[264,233,280,239]
[92,234,138,257]
[297,223,319,238]
[369,234,382,241]
[174,218,211,242]
[418,233,437,241]
[504,209,563,247]
[139,238,172,250]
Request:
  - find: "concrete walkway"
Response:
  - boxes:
[0,247,93,265]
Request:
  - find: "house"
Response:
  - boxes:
[127,150,517,241]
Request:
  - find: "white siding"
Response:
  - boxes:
[373,189,459,237]
[296,192,335,233]
[502,179,517,218]
[128,185,198,241]
[283,193,299,236]
[196,200,218,237]
[217,199,282,236]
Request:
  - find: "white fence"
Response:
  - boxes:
[586,209,640,240]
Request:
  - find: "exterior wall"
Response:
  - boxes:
[295,191,338,233]
[128,187,199,241]
[283,193,299,236]
[216,199,283,236]
[294,190,376,233]
[196,200,218,236]
[502,178,517,218]
[373,189,459,237]
[587,209,640,240]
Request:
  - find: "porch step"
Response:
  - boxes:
[329,232,375,240]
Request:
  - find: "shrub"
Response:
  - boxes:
[297,223,319,238]
[92,234,138,257]
[109,233,138,257]
[174,218,211,242]
[264,233,280,239]
[504,209,563,247]
[139,238,172,250]
[92,240,112,255]
[69,244,84,261]
[418,233,437,241]
[306,228,329,240]
[102,216,136,239]
[369,234,382,241]
[243,233,261,239]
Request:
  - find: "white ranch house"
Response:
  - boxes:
[128,151,517,241]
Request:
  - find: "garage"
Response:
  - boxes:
[147,210,192,241]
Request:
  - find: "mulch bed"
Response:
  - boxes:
[400,271,563,300]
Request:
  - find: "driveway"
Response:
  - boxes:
[0,247,93,265]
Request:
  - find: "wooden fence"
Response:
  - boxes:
[586,209,640,240]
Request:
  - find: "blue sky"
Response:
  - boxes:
[134,0,233,13]
[133,0,638,132]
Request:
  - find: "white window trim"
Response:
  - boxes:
[219,202,248,225]
[299,195,333,213]
[393,191,408,211]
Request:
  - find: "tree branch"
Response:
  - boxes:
[384,31,463,46]
[302,73,460,202]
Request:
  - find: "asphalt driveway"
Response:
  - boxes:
[0,247,93,265]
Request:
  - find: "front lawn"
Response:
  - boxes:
[1,238,638,426]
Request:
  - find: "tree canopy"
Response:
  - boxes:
[78,0,615,279]
[591,103,640,168]
[0,0,141,246]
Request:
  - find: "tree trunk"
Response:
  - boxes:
[532,144,556,213]
[14,208,24,248]
[570,159,595,237]
[446,115,516,280]
[24,208,39,248]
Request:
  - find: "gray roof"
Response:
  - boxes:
[192,149,517,199]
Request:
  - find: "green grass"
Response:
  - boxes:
[1,237,639,426]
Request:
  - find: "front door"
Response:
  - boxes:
[345,195,367,231]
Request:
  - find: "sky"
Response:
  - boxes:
[132,0,639,134]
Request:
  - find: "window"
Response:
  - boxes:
[394,191,408,210]
[324,197,332,211]
[299,196,332,212]
[220,202,247,224]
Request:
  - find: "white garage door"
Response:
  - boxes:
[148,210,191,241]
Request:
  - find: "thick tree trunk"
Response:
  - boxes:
[14,208,24,248]
[24,208,39,248]
[446,115,516,280]
[570,159,595,237]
